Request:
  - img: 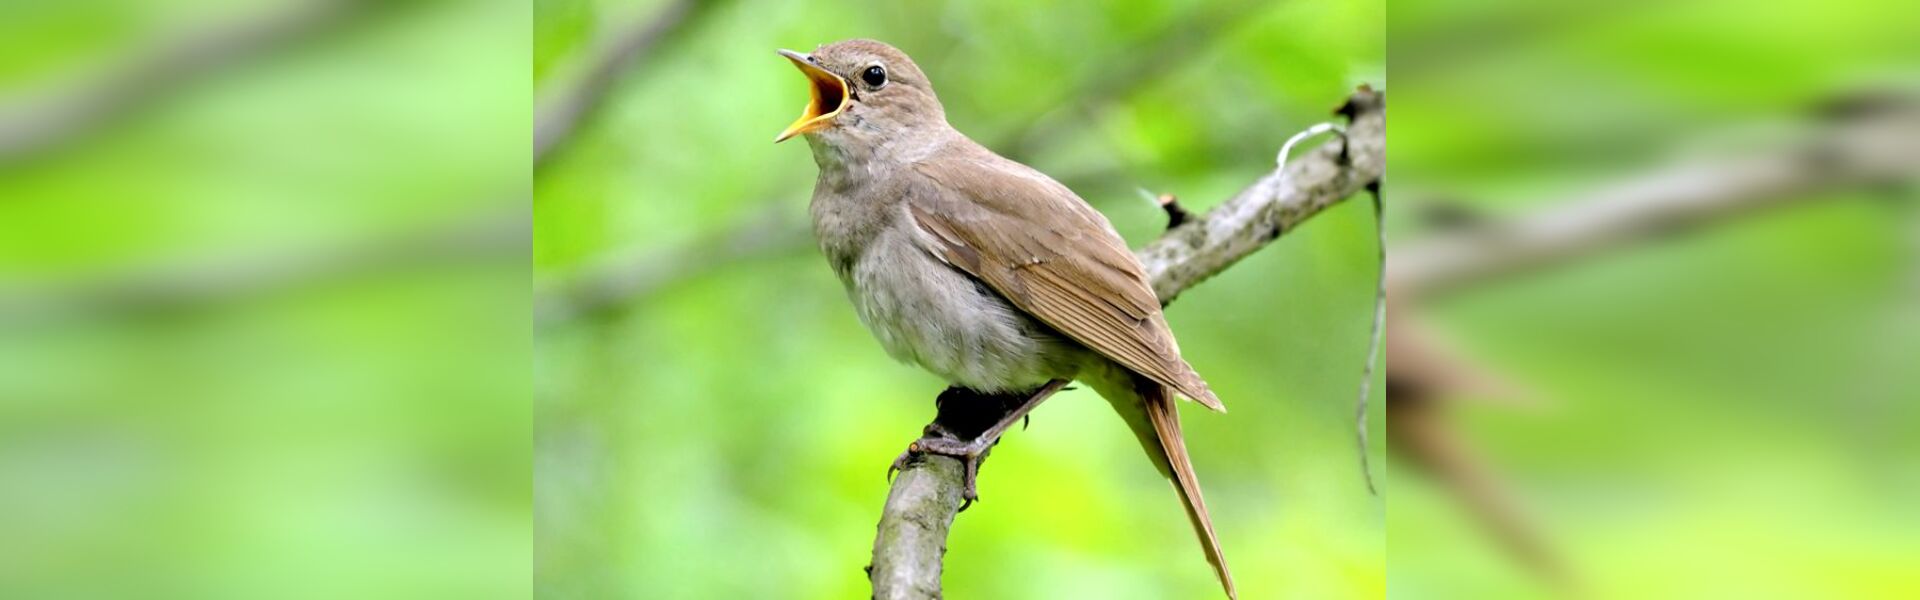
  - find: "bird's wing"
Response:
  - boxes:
[906,153,1223,411]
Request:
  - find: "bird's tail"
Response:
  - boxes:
[1102,370,1237,599]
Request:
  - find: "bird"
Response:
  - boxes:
[774,39,1236,598]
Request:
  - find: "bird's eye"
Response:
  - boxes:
[861,65,887,88]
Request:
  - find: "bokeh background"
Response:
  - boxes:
[1,1,527,598]
[533,0,1384,598]
[14,0,1912,598]
[1390,0,1920,597]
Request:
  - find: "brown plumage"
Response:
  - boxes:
[777,39,1235,598]
[906,155,1224,411]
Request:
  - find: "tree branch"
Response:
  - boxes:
[867,452,966,599]
[868,87,1385,599]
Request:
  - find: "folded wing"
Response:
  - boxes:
[905,153,1223,411]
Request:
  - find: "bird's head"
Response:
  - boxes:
[773,39,947,146]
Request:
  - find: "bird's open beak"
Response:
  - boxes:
[774,49,850,143]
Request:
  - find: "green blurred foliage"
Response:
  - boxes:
[534,0,1383,598]
[1,1,527,598]
[1391,0,1920,597]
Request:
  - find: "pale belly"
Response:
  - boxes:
[839,230,1084,392]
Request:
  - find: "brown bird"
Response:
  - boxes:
[776,39,1235,598]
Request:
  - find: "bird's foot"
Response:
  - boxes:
[886,380,1069,511]
[908,434,1000,509]
[888,422,999,510]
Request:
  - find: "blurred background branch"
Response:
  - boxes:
[0,0,746,325]
[0,0,362,165]
[0,0,538,327]
[0,2,527,596]
[533,0,717,166]
[533,206,799,324]
[0,0,727,326]
[1390,94,1920,298]
[1384,89,1920,585]
[0,205,527,326]
[872,87,1384,599]
[990,1,1270,162]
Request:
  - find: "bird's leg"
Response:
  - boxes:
[895,379,1069,507]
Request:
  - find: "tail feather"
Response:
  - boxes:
[1140,380,1237,599]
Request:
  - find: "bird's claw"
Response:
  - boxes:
[889,382,1065,508]
[886,445,915,482]
[908,435,997,507]
[888,431,998,508]
[887,424,959,482]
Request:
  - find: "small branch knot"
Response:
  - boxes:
[1335,84,1383,121]
[1159,194,1193,230]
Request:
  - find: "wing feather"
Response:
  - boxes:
[905,154,1223,410]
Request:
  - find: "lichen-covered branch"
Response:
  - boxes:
[1138,88,1386,304]
[867,455,966,599]
[869,87,1385,599]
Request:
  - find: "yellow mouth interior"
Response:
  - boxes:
[775,54,849,142]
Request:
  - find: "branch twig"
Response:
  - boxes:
[868,87,1385,599]
[1136,90,1383,304]
[1149,191,1194,229]
[1355,182,1386,495]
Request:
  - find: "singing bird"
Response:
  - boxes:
[775,39,1235,598]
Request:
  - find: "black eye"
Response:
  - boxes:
[861,65,887,88]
